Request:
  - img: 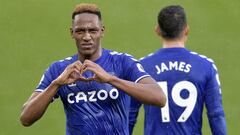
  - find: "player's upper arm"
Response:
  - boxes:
[204,61,225,120]
[138,76,166,107]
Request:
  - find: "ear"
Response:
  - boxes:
[100,26,105,37]
[184,25,189,36]
[155,25,161,36]
[70,28,74,38]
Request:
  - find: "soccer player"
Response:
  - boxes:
[129,5,227,135]
[19,3,166,135]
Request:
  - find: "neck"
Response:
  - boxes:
[78,48,102,62]
[162,39,185,48]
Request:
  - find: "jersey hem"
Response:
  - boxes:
[135,75,150,83]
[35,89,44,92]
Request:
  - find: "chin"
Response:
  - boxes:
[79,50,93,58]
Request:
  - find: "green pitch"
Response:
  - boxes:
[0,0,239,134]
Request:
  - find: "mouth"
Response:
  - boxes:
[81,43,93,49]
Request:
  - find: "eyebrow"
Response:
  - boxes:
[74,27,100,30]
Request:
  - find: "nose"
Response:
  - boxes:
[82,32,91,41]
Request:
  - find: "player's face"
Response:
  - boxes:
[71,13,104,60]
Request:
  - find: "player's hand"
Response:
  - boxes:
[80,60,113,83]
[54,61,86,85]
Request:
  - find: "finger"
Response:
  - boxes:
[82,60,96,68]
[67,77,78,84]
[83,59,92,64]
[88,74,97,81]
[81,66,96,75]
[75,61,83,67]
[76,60,83,65]
[80,65,86,75]
[68,60,82,69]
[81,66,87,75]
[83,76,96,81]
[77,76,89,81]
[65,67,77,75]
[73,61,83,70]
[80,61,89,74]
[73,64,81,71]
[80,62,95,75]
[72,60,82,65]
[71,69,81,78]
[58,68,76,82]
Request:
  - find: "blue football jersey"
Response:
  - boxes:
[129,48,226,135]
[36,49,150,135]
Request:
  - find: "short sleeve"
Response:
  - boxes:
[35,62,59,99]
[122,55,150,83]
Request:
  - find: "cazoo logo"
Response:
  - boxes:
[67,89,119,104]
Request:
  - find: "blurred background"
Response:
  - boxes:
[0,0,239,134]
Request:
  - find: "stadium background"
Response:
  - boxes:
[0,0,239,134]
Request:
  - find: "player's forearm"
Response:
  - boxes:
[205,86,227,134]
[209,115,227,135]
[20,81,60,126]
[108,76,166,107]
[207,108,227,135]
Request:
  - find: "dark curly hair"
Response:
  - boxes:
[158,5,187,39]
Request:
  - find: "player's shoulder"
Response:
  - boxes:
[189,51,218,70]
[49,54,77,70]
[189,51,215,64]
[105,49,138,61]
[139,52,155,62]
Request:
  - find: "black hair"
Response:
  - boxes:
[158,5,187,39]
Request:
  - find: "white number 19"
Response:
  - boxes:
[158,81,197,122]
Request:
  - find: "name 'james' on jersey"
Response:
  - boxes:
[129,48,226,135]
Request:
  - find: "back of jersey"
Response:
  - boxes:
[140,48,222,135]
